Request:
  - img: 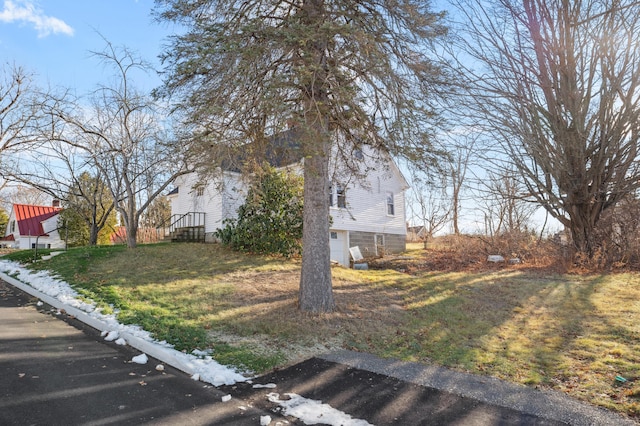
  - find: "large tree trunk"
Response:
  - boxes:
[126,225,138,249]
[119,206,138,249]
[88,222,99,246]
[298,0,335,313]
[567,201,601,258]
[299,137,335,313]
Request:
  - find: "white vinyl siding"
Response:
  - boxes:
[16,215,65,250]
[170,172,246,234]
[170,145,408,244]
[329,153,407,237]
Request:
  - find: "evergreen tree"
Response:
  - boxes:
[155,0,449,312]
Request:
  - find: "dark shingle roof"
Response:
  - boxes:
[222,128,304,172]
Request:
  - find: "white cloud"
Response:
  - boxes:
[0,0,74,37]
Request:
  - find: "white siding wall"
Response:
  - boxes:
[329,148,407,237]
[169,172,247,233]
[170,174,204,217]
[220,173,247,226]
[41,215,65,248]
[16,216,65,249]
[4,210,17,248]
[169,146,408,241]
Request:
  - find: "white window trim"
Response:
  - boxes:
[330,183,347,209]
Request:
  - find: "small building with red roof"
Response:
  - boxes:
[1,203,65,249]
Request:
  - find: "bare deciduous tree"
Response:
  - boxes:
[451,0,640,258]
[0,64,40,194]
[0,64,37,152]
[0,185,49,210]
[446,134,476,235]
[478,169,537,237]
[1,133,117,246]
[29,42,196,248]
[84,43,197,248]
[407,174,450,248]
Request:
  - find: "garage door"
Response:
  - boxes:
[329,231,348,266]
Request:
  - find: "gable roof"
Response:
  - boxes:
[221,128,304,172]
[12,204,62,237]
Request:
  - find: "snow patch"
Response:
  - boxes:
[267,392,373,426]
[104,330,119,341]
[0,260,247,387]
[253,383,277,389]
[260,415,272,425]
[0,260,379,426]
[132,353,148,364]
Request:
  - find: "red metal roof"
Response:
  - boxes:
[13,204,62,237]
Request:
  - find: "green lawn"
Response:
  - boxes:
[5,243,640,418]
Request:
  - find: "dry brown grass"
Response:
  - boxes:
[201,265,410,367]
[374,234,569,274]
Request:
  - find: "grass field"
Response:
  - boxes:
[4,242,640,418]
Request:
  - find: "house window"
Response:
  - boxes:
[330,231,338,239]
[354,148,364,161]
[336,186,346,208]
[329,184,346,208]
[386,191,395,216]
[195,187,204,197]
[10,220,15,233]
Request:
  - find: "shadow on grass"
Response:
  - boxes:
[369,272,606,381]
[21,243,640,416]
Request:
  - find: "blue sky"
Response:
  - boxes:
[0,0,173,93]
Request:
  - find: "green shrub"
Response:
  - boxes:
[215,166,303,257]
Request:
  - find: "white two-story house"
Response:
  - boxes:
[167,134,409,266]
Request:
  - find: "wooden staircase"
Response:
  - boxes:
[157,212,206,243]
[171,226,205,243]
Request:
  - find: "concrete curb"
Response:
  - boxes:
[320,350,637,426]
[0,271,199,378]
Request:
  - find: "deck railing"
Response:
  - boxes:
[156,212,206,242]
